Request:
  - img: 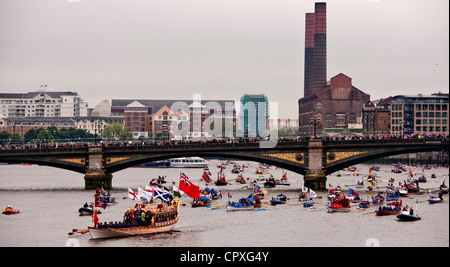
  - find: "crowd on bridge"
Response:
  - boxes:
[0,133,448,151]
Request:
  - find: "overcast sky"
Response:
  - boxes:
[0,0,448,118]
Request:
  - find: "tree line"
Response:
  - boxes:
[0,123,130,143]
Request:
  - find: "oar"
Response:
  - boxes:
[362,210,377,215]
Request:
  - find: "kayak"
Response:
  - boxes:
[2,209,20,215]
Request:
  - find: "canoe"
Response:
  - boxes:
[303,201,314,208]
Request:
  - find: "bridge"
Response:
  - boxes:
[0,138,448,190]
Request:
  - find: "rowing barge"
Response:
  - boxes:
[88,198,180,239]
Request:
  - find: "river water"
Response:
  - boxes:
[0,159,448,247]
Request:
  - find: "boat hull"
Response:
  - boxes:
[397,213,421,221]
[88,223,176,239]
[2,210,20,215]
[327,207,350,213]
[226,205,254,211]
[376,210,401,216]
[428,199,443,204]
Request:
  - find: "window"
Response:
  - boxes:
[436,126,441,132]
[326,113,333,122]
[422,105,428,111]
[442,105,448,111]
[429,112,434,117]
[316,102,323,111]
[429,126,434,132]
[416,119,421,125]
[442,112,448,118]
[416,104,421,111]
[416,126,421,131]
[349,113,356,122]
[429,119,434,125]
[416,112,421,117]
[423,119,428,124]
[436,112,441,118]
[443,119,448,125]
[436,105,441,111]
[436,119,441,125]
[422,126,427,131]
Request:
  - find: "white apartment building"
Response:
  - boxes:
[0,91,88,118]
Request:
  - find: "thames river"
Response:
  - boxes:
[0,160,448,247]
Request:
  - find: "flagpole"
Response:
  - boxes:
[93,191,96,227]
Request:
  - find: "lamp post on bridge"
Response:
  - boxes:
[310,115,320,139]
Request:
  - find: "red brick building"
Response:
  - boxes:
[298,3,370,136]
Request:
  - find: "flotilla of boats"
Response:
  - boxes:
[51,161,448,240]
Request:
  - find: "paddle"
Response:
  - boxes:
[362,210,377,215]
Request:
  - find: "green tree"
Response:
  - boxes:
[0,131,11,140]
[24,128,37,140]
[103,123,129,140]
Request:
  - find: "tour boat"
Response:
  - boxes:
[88,198,180,239]
[168,157,208,168]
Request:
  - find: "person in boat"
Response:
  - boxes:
[409,207,414,215]
[4,205,14,212]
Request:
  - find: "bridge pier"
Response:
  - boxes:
[304,139,327,191]
[84,145,112,189]
[84,172,112,190]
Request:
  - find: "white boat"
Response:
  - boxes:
[168,157,208,168]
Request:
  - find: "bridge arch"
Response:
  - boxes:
[324,144,447,175]
[104,152,308,176]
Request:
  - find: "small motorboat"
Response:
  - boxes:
[79,203,102,216]
[428,193,444,204]
[2,206,20,215]
[418,175,427,183]
[270,194,287,206]
[397,213,421,221]
[264,180,276,188]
